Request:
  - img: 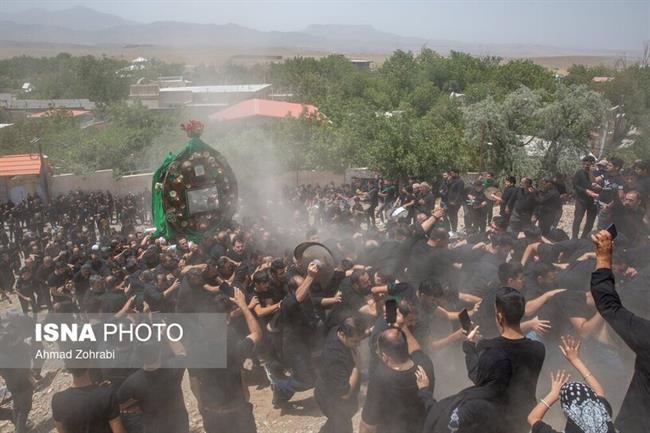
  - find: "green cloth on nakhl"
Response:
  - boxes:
[151,137,223,242]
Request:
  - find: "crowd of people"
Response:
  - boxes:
[0,155,648,433]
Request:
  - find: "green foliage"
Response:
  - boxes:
[1,50,649,181]
[464,85,609,178]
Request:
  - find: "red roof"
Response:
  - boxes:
[209,99,319,121]
[29,109,90,118]
[0,154,44,177]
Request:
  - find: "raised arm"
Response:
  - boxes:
[590,230,650,353]
[559,335,605,396]
[231,287,262,344]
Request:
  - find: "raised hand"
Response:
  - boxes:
[559,335,581,363]
[415,365,430,390]
[549,370,571,399]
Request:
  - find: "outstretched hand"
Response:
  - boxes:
[559,335,581,363]
[549,370,571,399]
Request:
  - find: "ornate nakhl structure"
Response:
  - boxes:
[151,121,238,240]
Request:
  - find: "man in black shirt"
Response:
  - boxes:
[360,326,435,433]
[273,262,320,407]
[0,330,35,433]
[464,287,545,433]
[196,288,262,433]
[52,368,125,433]
[507,177,538,233]
[315,317,365,433]
[73,264,93,303]
[613,190,648,245]
[591,230,650,433]
[535,177,562,236]
[118,343,188,433]
[572,156,598,239]
[15,267,37,316]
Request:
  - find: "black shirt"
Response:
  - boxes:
[196,330,255,410]
[464,336,545,433]
[281,291,317,349]
[362,350,435,433]
[118,368,188,433]
[315,328,357,401]
[52,384,119,433]
[573,169,594,203]
[591,268,650,433]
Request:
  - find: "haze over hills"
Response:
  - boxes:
[0,5,637,59]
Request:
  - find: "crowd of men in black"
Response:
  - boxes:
[0,156,648,433]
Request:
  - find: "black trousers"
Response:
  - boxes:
[572,200,597,239]
[538,214,554,237]
[201,403,257,433]
[447,205,460,232]
[315,389,356,433]
[0,388,33,433]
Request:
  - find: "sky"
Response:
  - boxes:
[3,0,649,52]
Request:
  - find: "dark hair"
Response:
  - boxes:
[253,271,269,284]
[491,215,508,231]
[428,228,449,242]
[610,157,624,169]
[270,259,285,273]
[495,287,525,326]
[340,259,354,271]
[338,316,365,338]
[377,328,410,363]
[582,155,596,163]
[506,176,516,184]
[350,269,368,286]
[418,279,444,298]
[498,262,523,285]
[397,299,417,317]
[531,263,553,280]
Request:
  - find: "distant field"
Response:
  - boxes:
[0,40,627,72]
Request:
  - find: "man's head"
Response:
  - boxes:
[608,157,624,174]
[495,287,525,330]
[498,262,525,291]
[541,176,554,191]
[623,191,641,210]
[253,271,270,293]
[350,269,371,294]
[520,177,532,189]
[377,328,410,366]
[491,234,514,259]
[427,228,449,248]
[582,155,596,171]
[337,316,365,349]
[418,278,451,308]
[270,259,286,282]
[187,268,204,287]
[232,237,245,255]
[531,263,556,290]
[504,176,516,188]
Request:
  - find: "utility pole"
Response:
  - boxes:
[32,138,50,204]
